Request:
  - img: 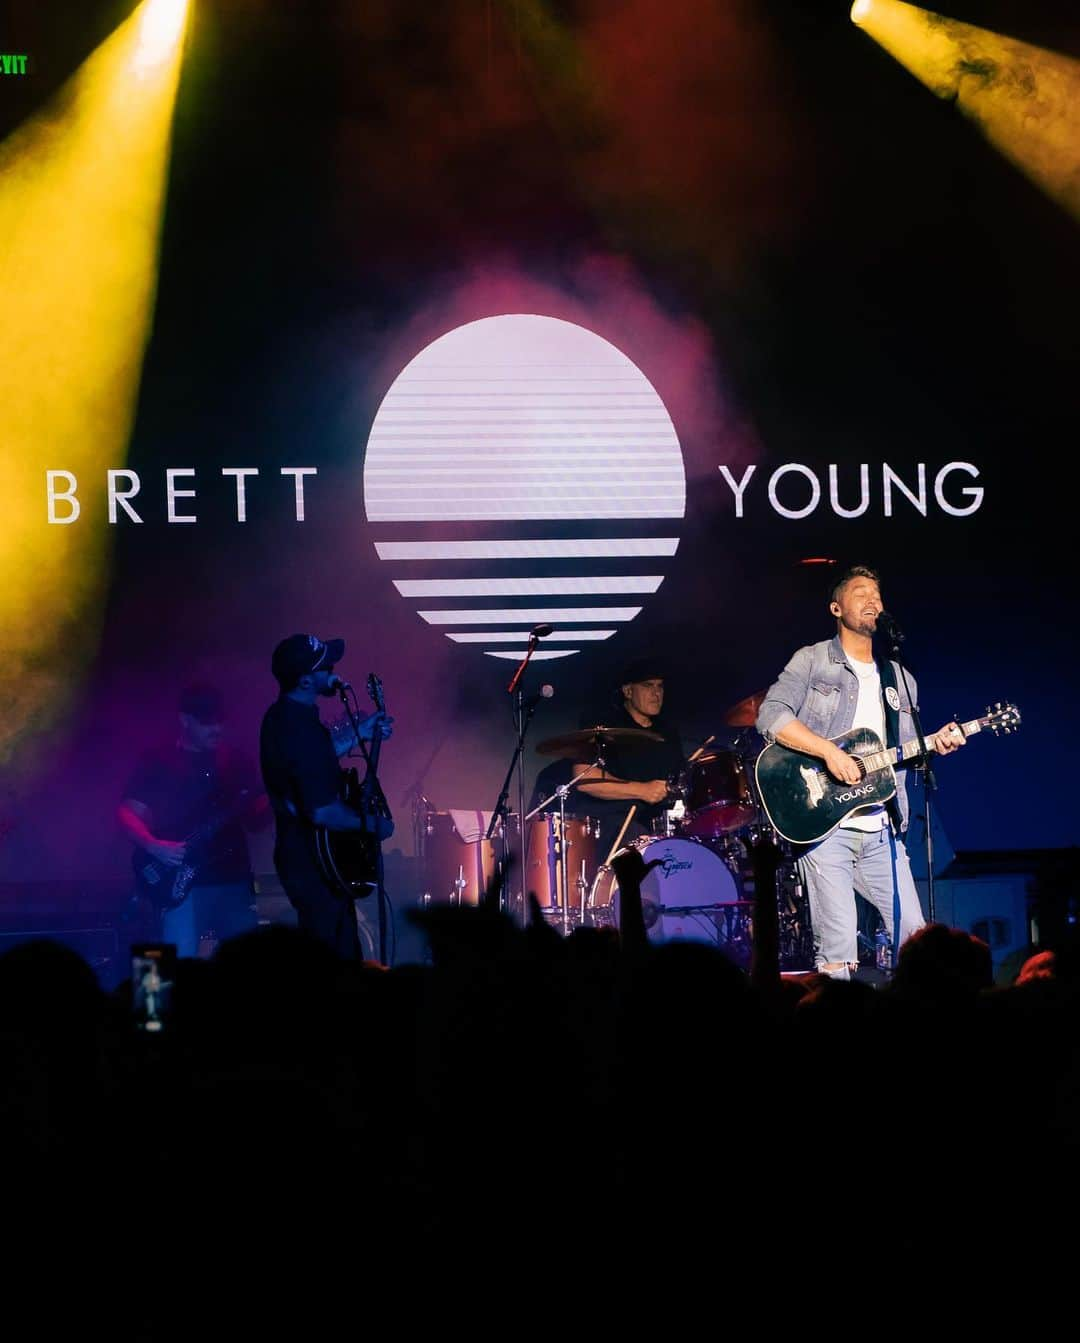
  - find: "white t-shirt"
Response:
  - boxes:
[841,654,888,832]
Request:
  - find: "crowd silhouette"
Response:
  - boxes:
[3,840,1078,1325]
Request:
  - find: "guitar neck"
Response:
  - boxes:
[367,731,383,774]
[861,716,985,773]
[366,675,386,771]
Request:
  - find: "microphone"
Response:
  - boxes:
[877,610,905,644]
[530,623,554,640]
[327,674,352,692]
[526,683,555,708]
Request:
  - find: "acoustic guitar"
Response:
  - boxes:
[313,673,394,898]
[754,702,1020,844]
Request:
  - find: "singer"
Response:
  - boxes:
[259,633,393,958]
[755,565,965,978]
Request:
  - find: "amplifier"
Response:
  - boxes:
[0,920,122,988]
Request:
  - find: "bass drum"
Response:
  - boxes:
[589,835,751,954]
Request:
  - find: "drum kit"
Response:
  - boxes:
[417,691,815,971]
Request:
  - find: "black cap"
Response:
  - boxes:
[178,683,225,724]
[271,634,345,689]
[618,656,667,686]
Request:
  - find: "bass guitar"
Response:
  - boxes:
[313,672,394,899]
[132,788,257,911]
[754,702,1021,845]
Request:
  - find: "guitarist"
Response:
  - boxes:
[259,633,393,959]
[119,683,267,957]
[755,566,965,979]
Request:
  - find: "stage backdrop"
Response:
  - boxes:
[1,1,1075,896]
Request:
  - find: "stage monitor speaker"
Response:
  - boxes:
[914,874,1030,972]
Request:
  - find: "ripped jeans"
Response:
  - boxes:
[797,825,925,977]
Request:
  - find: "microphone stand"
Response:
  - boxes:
[339,684,391,965]
[487,634,544,923]
[880,621,937,931]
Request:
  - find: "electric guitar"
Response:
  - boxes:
[132,788,258,910]
[754,702,1021,845]
[313,673,394,899]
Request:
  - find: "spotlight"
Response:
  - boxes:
[850,0,1080,221]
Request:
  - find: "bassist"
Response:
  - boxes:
[755,566,965,978]
[119,683,266,957]
[259,633,393,959]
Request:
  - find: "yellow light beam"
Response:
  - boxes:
[851,0,1080,223]
[0,0,189,765]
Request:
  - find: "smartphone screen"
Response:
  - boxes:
[131,943,177,1032]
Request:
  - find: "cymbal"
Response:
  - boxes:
[723,689,767,727]
[536,724,664,759]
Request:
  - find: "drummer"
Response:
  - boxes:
[570,657,686,865]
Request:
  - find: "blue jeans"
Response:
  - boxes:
[160,882,257,958]
[797,826,925,976]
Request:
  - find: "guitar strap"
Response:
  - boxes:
[877,657,904,834]
[877,657,900,749]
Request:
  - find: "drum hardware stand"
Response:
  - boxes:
[658,902,753,949]
[487,625,553,922]
[412,789,435,907]
[575,861,590,925]
[525,757,606,938]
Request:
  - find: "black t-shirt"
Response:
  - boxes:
[529,757,576,815]
[574,704,685,834]
[123,744,255,885]
[259,697,342,840]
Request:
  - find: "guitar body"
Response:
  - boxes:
[754,701,1021,845]
[132,852,191,910]
[755,727,896,845]
[312,827,380,899]
[130,787,256,911]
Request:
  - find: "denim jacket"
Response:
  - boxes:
[755,635,919,832]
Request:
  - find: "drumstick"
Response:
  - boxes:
[687,734,716,764]
[603,805,637,867]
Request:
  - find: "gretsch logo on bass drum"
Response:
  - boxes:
[658,850,693,878]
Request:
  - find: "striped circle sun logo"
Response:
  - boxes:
[363,314,686,665]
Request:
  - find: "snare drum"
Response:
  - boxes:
[680,750,757,839]
[525,814,600,913]
[589,835,750,953]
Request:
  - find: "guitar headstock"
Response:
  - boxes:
[984,701,1021,735]
[366,672,385,714]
